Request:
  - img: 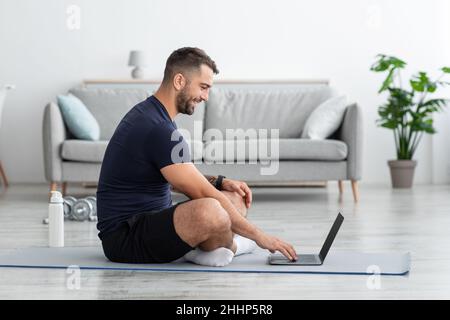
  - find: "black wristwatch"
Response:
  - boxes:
[215,175,226,191]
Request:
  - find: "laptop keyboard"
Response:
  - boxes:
[298,255,319,263]
[271,254,320,264]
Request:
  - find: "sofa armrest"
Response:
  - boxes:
[42,102,66,182]
[338,103,363,180]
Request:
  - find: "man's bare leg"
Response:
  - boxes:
[173,191,246,250]
[195,192,246,253]
[220,191,256,256]
[173,198,235,251]
[173,198,236,266]
[172,193,253,265]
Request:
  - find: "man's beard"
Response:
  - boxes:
[176,87,197,115]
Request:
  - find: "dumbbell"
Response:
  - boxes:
[86,196,98,221]
[71,196,97,222]
[43,195,97,223]
[63,196,77,220]
[84,196,97,222]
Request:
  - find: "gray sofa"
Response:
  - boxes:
[43,82,363,201]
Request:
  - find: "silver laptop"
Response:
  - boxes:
[268,213,344,265]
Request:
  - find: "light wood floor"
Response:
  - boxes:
[0,183,449,300]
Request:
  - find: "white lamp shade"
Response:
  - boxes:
[128,50,147,67]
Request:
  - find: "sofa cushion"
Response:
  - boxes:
[69,88,149,140]
[57,94,100,140]
[62,140,109,163]
[61,139,204,163]
[204,87,336,139]
[203,139,347,162]
[301,95,348,139]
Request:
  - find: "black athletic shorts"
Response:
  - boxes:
[101,201,194,263]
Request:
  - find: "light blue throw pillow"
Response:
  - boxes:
[57,94,100,140]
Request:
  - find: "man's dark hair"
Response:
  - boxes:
[162,47,219,84]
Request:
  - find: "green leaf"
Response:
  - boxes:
[425,126,436,134]
[419,98,448,110]
[410,79,424,92]
[379,68,395,93]
[379,121,399,130]
[371,60,390,72]
[442,67,450,73]
[370,54,389,72]
[370,54,406,72]
[388,88,414,107]
[410,118,436,134]
[376,86,415,131]
[410,72,435,92]
[427,82,437,93]
[390,57,406,68]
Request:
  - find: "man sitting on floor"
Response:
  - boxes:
[96,47,297,266]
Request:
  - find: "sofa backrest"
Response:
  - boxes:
[204,84,336,140]
[69,87,149,140]
[69,87,206,141]
[67,81,334,142]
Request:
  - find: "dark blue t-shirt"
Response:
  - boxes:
[96,95,190,240]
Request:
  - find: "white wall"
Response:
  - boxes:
[0,0,449,184]
[432,0,450,184]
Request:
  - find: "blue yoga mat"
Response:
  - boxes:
[0,246,410,276]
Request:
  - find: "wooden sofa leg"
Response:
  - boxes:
[48,182,57,200]
[49,182,58,196]
[50,182,57,192]
[338,180,343,194]
[0,161,8,187]
[62,182,67,197]
[351,180,359,202]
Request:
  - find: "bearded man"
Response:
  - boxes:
[96,47,297,266]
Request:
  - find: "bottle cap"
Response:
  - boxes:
[50,191,64,204]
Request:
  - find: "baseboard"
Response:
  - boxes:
[81,182,98,188]
[82,181,328,188]
[246,181,328,188]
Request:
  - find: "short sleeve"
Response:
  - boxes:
[145,122,191,169]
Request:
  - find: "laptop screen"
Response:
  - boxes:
[319,213,344,261]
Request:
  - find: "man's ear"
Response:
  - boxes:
[173,73,186,91]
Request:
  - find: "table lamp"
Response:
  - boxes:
[128,50,146,79]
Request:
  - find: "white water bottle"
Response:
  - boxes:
[49,191,64,247]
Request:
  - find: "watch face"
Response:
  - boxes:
[216,175,225,190]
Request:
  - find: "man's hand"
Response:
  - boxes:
[255,232,298,261]
[221,179,252,209]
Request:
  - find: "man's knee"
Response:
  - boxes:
[194,198,231,234]
[222,191,247,217]
[173,198,232,248]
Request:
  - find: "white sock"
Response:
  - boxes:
[184,247,234,267]
[234,234,257,256]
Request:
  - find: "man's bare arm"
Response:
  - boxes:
[161,163,297,260]
[171,175,216,193]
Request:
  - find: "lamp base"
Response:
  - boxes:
[131,67,144,79]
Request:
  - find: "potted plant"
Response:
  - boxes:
[370,54,450,188]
